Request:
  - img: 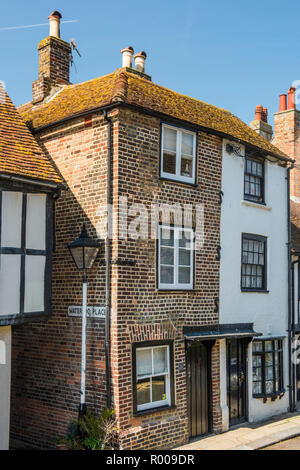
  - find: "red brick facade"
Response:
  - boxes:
[11,105,223,449]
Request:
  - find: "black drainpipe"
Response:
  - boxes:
[103,109,112,409]
[287,163,295,412]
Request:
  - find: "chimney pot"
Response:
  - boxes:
[48,10,62,38]
[263,107,268,123]
[134,51,147,73]
[255,105,263,121]
[121,46,134,68]
[279,94,287,112]
[288,86,296,110]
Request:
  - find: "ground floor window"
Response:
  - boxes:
[133,341,174,412]
[252,339,284,397]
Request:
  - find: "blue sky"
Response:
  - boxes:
[0,0,299,126]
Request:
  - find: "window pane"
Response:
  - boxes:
[137,378,151,406]
[24,256,45,313]
[266,381,274,393]
[266,367,273,380]
[160,228,174,247]
[0,254,21,315]
[137,349,152,377]
[163,127,177,152]
[181,156,193,178]
[163,151,176,175]
[253,367,262,381]
[160,266,174,284]
[26,194,46,250]
[1,191,22,248]
[181,132,193,155]
[154,347,168,374]
[179,248,190,266]
[253,355,262,366]
[265,353,273,366]
[253,382,262,394]
[179,230,192,248]
[265,341,273,351]
[152,376,167,402]
[178,266,190,284]
[253,342,263,352]
[160,247,174,265]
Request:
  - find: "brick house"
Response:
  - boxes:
[10,12,292,449]
[0,82,62,449]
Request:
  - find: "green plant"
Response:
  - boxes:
[79,408,117,450]
[58,408,118,451]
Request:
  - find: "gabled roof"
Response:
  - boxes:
[18,69,290,161]
[0,86,62,186]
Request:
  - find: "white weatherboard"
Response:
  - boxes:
[68,306,106,318]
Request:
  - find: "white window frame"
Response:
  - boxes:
[136,344,171,412]
[161,124,196,184]
[158,224,194,290]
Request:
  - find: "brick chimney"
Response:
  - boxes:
[32,11,72,104]
[273,86,300,201]
[249,105,273,142]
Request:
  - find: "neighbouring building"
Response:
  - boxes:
[272,87,300,410]
[11,11,293,449]
[0,82,62,449]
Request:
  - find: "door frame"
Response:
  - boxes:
[186,340,214,439]
[226,337,249,426]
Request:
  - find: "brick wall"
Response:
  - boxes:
[273,109,300,200]
[11,106,223,449]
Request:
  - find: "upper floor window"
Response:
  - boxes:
[161,124,196,184]
[252,340,284,397]
[158,225,194,290]
[0,190,53,324]
[241,234,267,291]
[244,157,264,204]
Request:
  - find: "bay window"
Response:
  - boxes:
[158,225,194,290]
[161,124,196,184]
[133,342,174,413]
[252,340,284,397]
[0,189,53,324]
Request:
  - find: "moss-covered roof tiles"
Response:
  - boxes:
[0,87,62,185]
[18,69,289,160]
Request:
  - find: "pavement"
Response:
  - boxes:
[175,411,300,450]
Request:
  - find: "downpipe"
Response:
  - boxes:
[287,163,295,412]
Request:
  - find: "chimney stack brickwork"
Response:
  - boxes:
[32,12,71,103]
[273,108,300,200]
[249,105,273,142]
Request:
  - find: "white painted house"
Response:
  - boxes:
[0,87,62,449]
[219,112,293,430]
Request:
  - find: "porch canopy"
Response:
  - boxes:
[183,323,262,341]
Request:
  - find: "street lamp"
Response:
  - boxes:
[68,224,100,418]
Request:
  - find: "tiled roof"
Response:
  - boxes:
[0,86,62,185]
[291,200,300,253]
[19,69,289,160]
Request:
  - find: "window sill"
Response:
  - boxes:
[159,176,198,188]
[157,289,197,293]
[133,404,176,417]
[253,390,285,402]
[241,289,269,294]
[242,200,271,211]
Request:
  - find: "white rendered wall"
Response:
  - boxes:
[0,327,11,450]
[219,140,289,424]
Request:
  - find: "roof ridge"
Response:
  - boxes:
[111,70,128,103]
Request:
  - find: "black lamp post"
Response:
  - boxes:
[68,224,100,418]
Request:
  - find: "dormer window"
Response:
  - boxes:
[161,124,196,184]
[244,157,265,204]
[0,190,53,325]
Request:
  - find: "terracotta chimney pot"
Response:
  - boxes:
[288,86,296,110]
[279,94,287,112]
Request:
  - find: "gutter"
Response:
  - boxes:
[30,102,293,165]
[0,172,64,190]
[103,109,112,409]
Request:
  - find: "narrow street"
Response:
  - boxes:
[263,436,300,450]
